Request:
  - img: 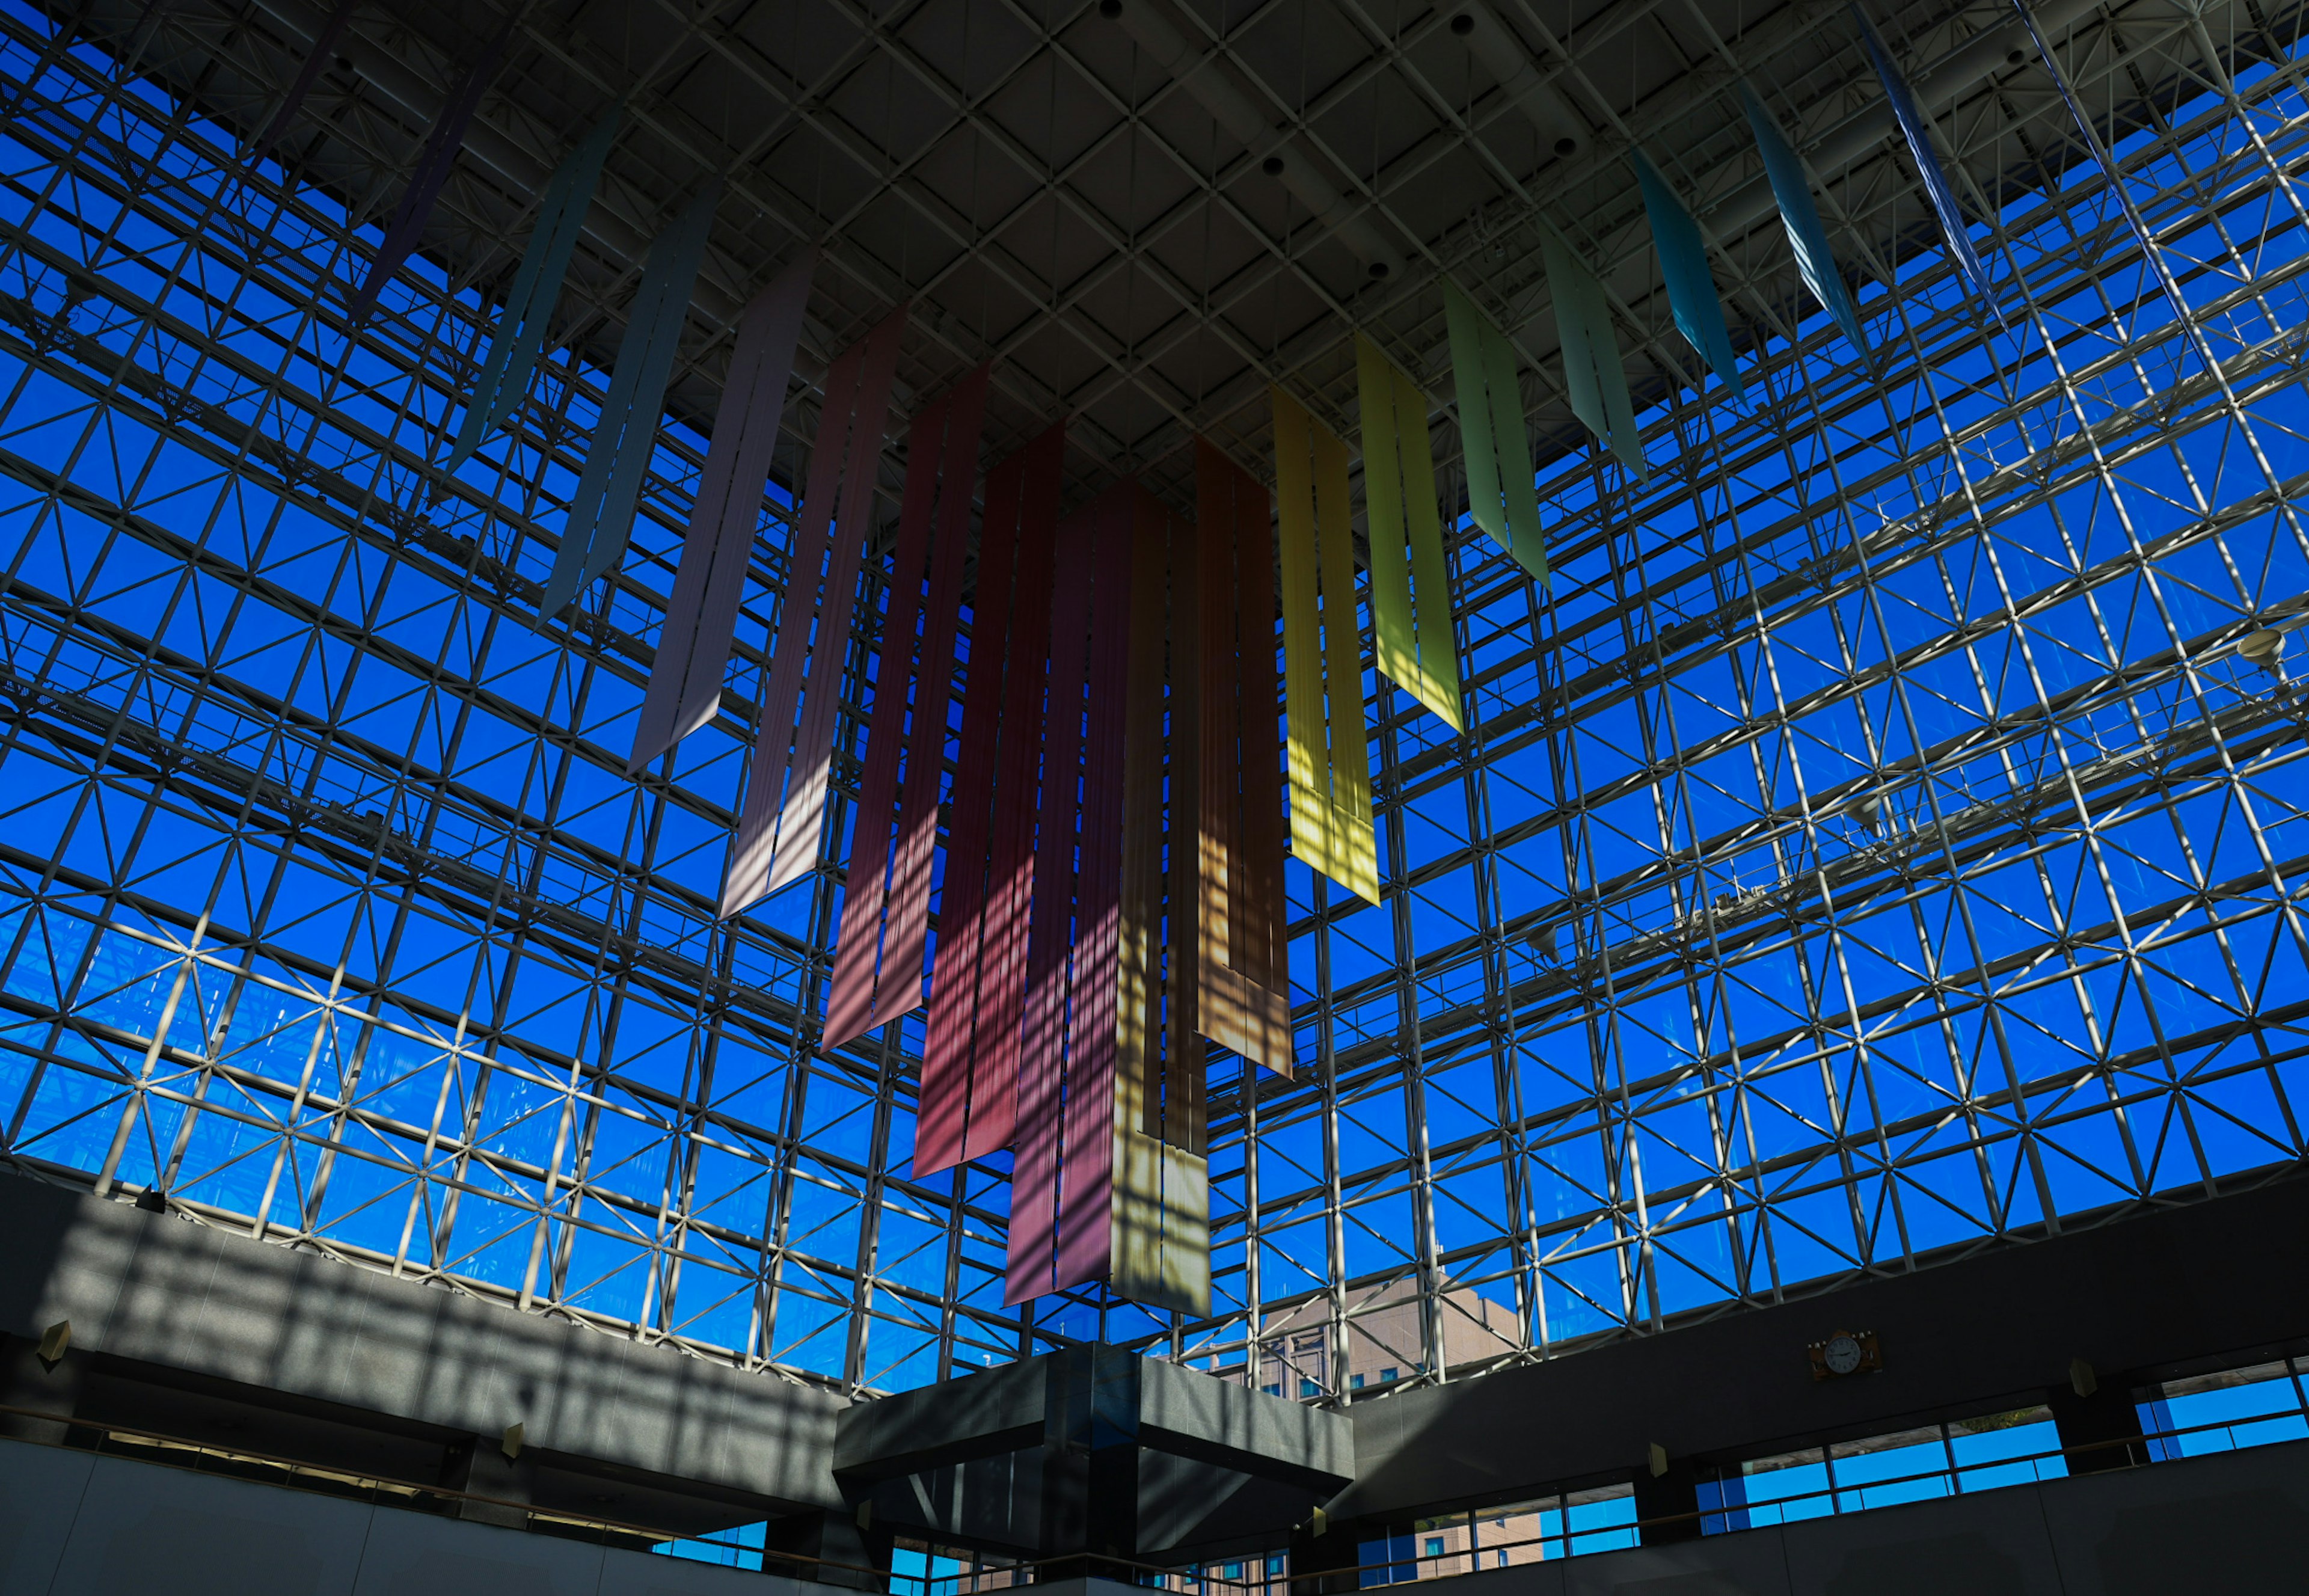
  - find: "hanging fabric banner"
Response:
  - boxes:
[987,481,1208,1312]
[245,0,358,171]
[1192,440,1293,1076]
[1851,4,2000,315]
[1271,388,1380,907]
[1008,480,1136,1306]
[630,248,818,773]
[1354,334,1464,733]
[537,183,721,619]
[1441,281,1550,588]
[448,109,625,474]
[821,362,989,1052]
[1541,232,1645,477]
[721,300,908,916]
[1112,484,1208,1314]
[1740,81,1868,352]
[916,423,1065,1177]
[1631,150,1746,404]
[346,14,517,323]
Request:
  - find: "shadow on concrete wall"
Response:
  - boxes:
[0,1171,843,1542]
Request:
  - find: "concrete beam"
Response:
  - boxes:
[1141,1355,1354,1494]
[1338,1176,2309,1520]
[0,1173,845,1513]
[831,1354,1049,1481]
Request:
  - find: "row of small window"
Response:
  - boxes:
[1358,1494,1634,1583]
[1262,1369,1405,1398]
[1701,1357,2309,1532]
[1212,1558,1287,1581]
[1348,1357,2309,1584]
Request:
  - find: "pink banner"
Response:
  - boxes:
[1050,488,1136,1294]
[874,369,988,1038]
[1007,479,1100,1302]
[969,424,1064,1164]
[915,449,1024,1177]
[764,305,908,895]
[722,303,907,918]
[631,248,817,775]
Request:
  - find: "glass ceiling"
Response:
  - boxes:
[1,0,2305,1401]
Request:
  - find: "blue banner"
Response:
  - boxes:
[1853,4,2001,316]
[1740,81,1868,352]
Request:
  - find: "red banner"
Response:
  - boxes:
[916,423,1064,1176]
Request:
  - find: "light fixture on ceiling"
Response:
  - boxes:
[1100,0,1404,284]
[1530,921,1559,962]
[1847,791,1886,833]
[1445,1,1588,163]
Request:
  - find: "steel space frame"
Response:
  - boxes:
[0,0,2304,1409]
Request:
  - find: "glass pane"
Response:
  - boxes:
[1827,1431,1953,1512]
[2153,1365,2309,1456]
[1738,1450,1834,1525]
[1948,1409,2067,1490]
[1562,1485,1637,1556]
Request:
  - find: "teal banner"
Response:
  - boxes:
[1633,149,1746,403]
[1741,81,1868,352]
[448,109,623,471]
[1543,233,1645,477]
[539,182,720,618]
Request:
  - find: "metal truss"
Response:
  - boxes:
[0,0,2305,1429]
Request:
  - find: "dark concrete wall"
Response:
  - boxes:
[1394,1438,2309,1595]
[0,1435,823,1596]
[1343,1177,2309,1520]
[832,1343,1353,1562]
[0,1173,844,1512]
[7,1426,2306,1595]
[832,1353,1048,1479]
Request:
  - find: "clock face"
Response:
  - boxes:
[1824,1334,1863,1375]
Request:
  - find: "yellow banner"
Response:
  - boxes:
[1272,387,1380,906]
[1355,334,1465,732]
